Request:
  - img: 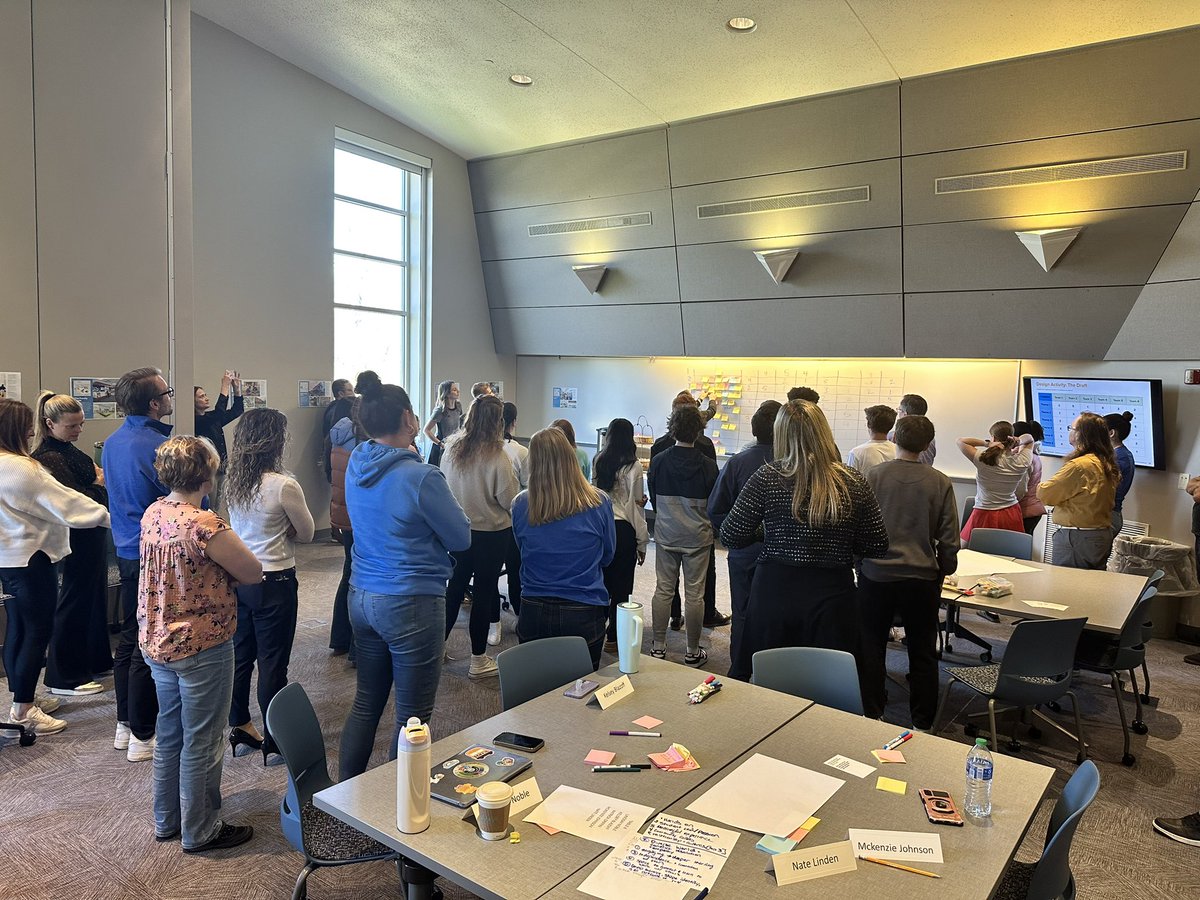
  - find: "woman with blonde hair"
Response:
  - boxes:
[441,394,519,679]
[512,427,615,669]
[1038,412,1121,569]
[140,435,262,851]
[956,421,1034,542]
[32,391,112,692]
[720,400,887,676]
[0,398,110,735]
[224,408,315,764]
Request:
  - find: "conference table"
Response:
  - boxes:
[315,656,1055,900]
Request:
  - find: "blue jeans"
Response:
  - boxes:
[339,589,445,780]
[147,640,235,848]
[517,595,607,670]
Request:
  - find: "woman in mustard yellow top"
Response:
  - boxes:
[1037,412,1120,569]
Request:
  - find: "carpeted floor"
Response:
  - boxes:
[2,539,1198,899]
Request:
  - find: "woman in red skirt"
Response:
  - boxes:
[957,422,1035,542]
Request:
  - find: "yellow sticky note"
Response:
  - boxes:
[876,776,907,794]
[733,407,741,414]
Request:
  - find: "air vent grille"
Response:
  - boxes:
[936,151,1187,194]
[527,212,652,237]
[698,185,870,219]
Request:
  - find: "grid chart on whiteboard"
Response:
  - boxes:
[686,367,906,457]
[1035,390,1150,461]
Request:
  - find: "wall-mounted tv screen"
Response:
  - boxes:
[1023,376,1165,469]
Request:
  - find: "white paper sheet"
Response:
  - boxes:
[1023,600,1070,611]
[952,548,1039,577]
[685,753,844,838]
[578,814,740,900]
[522,785,653,847]
[823,754,876,778]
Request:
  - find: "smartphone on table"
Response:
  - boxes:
[494,732,545,753]
[919,789,965,826]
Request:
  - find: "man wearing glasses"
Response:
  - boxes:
[102,367,175,762]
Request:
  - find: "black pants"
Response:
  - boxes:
[113,556,158,740]
[1022,515,1042,536]
[604,520,639,641]
[230,570,299,740]
[856,574,941,728]
[670,545,718,621]
[725,552,757,681]
[1,551,57,704]
[504,532,522,616]
[329,530,356,655]
[446,528,510,656]
[518,596,608,671]
[44,526,109,688]
[736,561,858,679]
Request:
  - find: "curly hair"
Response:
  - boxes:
[225,408,289,510]
[155,436,220,493]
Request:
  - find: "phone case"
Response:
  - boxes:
[919,789,965,826]
[563,679,600,699]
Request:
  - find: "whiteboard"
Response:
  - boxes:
[514,357,1020,479]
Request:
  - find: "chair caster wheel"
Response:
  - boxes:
[964,723,979,738]
[1122,753,1136,767]
[1132,721,1148,735]
[1027,726,1042,739]
[1006,740,1022,753]
[1046,700,1062,713]
[981,651,992,663]
[1076,752,1087,764]
[945,642,955,654]
[19,732,37,747]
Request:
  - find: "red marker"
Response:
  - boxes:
[704,675,716,685]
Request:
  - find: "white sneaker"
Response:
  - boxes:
[10,704,67,735]
[49,681,105,696]
[487,621,502,646]
[468,655,499,680]
[35,696,62,714]
[128,733,156,762]
[114,722,132,750]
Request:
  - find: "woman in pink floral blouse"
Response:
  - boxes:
[139,435,262,853]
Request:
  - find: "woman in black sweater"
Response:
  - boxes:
[32,391,112,691]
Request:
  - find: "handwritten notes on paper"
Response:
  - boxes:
[824,754,876,778]
[523,785,653,847]
[578,814,740,900]
[772,840,858,885]
[847,829,944,863]
[595,674,635,709]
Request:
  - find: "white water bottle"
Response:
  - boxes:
[965,737,994,818]
[396,717,432,833]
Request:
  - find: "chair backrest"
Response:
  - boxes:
[1106,588,1157,670]
[995,617,1088,707]
[968,527,1034,561]
[751,647,864,715]
[962,495,975,525]
[1027,760,1100,900]
[265,682,335,853]
[497,636,594,710]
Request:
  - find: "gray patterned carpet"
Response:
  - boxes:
[2,539,1197,899]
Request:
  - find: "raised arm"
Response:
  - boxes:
[956,437,986,462]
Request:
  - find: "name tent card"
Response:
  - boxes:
[847,829,944,863]
[467,776,544,822]
[594,674,635,709]
[771,840,858,885]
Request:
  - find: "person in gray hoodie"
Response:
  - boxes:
[857,414,959,729]
[339,379,470,780]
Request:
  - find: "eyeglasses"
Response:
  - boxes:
[158,388,175,399]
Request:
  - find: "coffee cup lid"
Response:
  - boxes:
[476,782,513,805]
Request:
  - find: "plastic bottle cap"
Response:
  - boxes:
[975,738,989,747]
[402,717,429,746]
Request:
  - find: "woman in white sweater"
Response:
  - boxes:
[224,409,315,764]
[0,398,110,734]
[592,418,648,653]
[441,395,519,679]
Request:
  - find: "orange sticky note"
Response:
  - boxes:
[585,749,615,766]
[633,715,663,729]
[872,749,906,764]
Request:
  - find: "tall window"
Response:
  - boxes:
[333,138,426,389]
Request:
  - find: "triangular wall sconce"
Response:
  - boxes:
[1014,227,1083,272]
[571,264,608,293]
[753,248,801,285]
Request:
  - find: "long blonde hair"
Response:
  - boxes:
[445,394,505,466]
[524,427,603,526]
[33,391,84,450]
[774,400,853,527]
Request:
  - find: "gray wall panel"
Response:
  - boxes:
[476,189,675,260]
[668,84,899,186]
[468,130,669,212]
[903,120,1200,226]
[1106,281,1200,359]
[491,304,685,356]
[672,159,900,246]
[904,287,1141,359]
[903,29,1200,156]
[904,205,1190,293]
[483,248,680,308]
[1148,199,1200,283]
[683,296,904,357]
[677,228,901,302]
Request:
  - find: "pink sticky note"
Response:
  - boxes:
[633,716,663,729]
[585,749,616,766]
[872,749,906,764]
[536,823,561,835]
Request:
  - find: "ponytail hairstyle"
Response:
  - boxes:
[33,391,84,450]
[356,372,415,439]
[502,401,518,441]
[435,379,458,410]
[225,408,289,510]
[1103,411,1134,443]
[524,427,603,526]
[978,421,1015,467]
[593,418,637,492]
[0,398,34,457]
[1067,412,1121,484]
[445,394,505,466]
[774,400,854,527]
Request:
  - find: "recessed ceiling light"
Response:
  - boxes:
[726,16,756,32]
[509,74,534,86]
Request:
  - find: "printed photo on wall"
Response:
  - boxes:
[70,376,124,420]
[488,381,504,398]
[298,379,334,408]
[552,387,578,409]
[0,372,22,401]
[241,378,268,410]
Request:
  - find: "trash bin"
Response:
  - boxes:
[1108,535,1199,640]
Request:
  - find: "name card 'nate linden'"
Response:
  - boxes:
[772,840,858,885]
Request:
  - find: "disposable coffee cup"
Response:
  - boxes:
[475,782,513,841]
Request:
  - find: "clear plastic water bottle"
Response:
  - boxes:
[965,737,994,818]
